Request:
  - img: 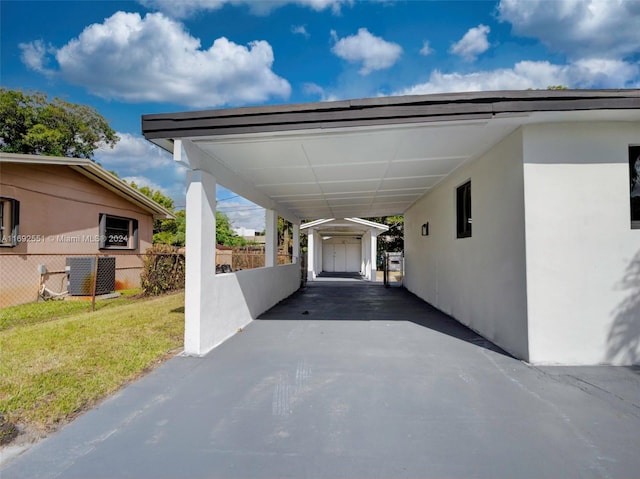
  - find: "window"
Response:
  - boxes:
[0,197,19,247]
[630,146,640,229]
[456,181,472,238]
[99,214,138,249]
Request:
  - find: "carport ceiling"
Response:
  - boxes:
[190,120,514,219]
[143,90,640,221]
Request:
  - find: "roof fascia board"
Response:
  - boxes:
[142,90,640,141]
[145,114,492,142]
[143,89,640,122]
[0,152,89,166]
[345,217,389,231]
[300,218,335,230]
[300,217,389,232]
[182,140,300,224]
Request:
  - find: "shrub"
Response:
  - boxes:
[140,245,185,296]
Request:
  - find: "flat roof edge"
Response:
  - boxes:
[142,89,640,141]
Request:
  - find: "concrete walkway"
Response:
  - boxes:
[2,280,639,479]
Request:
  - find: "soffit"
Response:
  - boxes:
[191,119,516,219]
[143,90,640,221]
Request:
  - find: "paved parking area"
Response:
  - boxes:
[2,280,639,479]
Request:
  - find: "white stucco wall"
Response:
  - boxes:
[197,263,300,354]
[523,122,640,365]
[404,129,529,360]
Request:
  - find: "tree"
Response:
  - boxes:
[215,211,247,247]
[0,88,118,158]
[128,177,246,248]
[365,216,404,266]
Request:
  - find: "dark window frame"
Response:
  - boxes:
[456,180,472,239]
[99,213,138,250]
[0,197,20,247]
[630,145,640,230]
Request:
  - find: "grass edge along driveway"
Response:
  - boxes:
[0,292,184,442]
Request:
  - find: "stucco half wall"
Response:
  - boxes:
[405,129,529,361]
[187,263,300,356]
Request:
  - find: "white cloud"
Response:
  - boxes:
[218,201,266,231]
[419,40,434,56]
[21,11,291,108]
[122,176,164,192]
[96,132,173,173]
[450,24,490,61]
[292,25,310,38]
[302,82,339,101]
[94,132,186,205]
[392,59,639,96]
[331,28,402,75]
[18,40,54,74]
[498,0,640,60]
[139,0,353,18]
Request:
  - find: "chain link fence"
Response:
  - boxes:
[1,248,297,308]
[0,253,145,308]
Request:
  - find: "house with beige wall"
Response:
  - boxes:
[0,153,173,307]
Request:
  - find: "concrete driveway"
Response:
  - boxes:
[2,280,639,479]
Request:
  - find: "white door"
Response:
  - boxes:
[323,244,336,272]
[334,245,347,272]
[322,242,362,272]
[346,243,361,272]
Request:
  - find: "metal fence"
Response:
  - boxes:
[0,253,145,309]
[1,249,296,308]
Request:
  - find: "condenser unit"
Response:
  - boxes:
[66,257,116,296]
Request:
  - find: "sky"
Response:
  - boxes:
[2,0,640,230]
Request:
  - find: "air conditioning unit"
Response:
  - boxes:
[66,257,116,296]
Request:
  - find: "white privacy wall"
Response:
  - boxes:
[404,130,530,360]
[201,264,301,353]
[523,122,640,365]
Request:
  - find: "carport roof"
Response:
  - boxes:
[301,218,389,237]
[142,89,640,222]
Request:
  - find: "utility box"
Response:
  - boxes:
[387,252,403,272]
[66,257,116,296]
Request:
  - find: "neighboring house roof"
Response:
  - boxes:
[141,89,640,221]
[301,218,389,237]
[0,152,174,220]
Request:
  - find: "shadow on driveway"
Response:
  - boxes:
[259,280,511,357]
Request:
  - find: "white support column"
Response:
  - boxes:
[307,228,315,281]
[184,169,216,355]
[315,231,322,277]
[361,236,367,277]
[292,224,300,264]
[370,229,378,282]
[362,232,371,280]
[265,209,278,267]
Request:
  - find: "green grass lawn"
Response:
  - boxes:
[0,292,184,437]
[0,289,142,331]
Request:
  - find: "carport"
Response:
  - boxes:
[142,89,640,362]
[142,91,522,356]
[301,217,388,281]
